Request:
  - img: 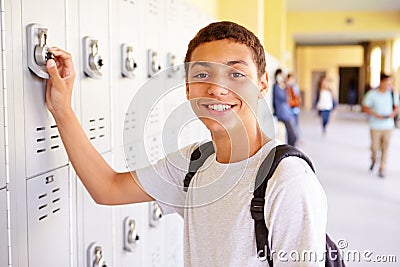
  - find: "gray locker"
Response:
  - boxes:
[140,0,166,137]
[164,214,184,267]
[78,0,111,154]
[21,0,69,178]
[114,204,146,267]
[26,166,70,267]
[144,201,166,266]
[76,152,114,267]
[0,40,5,189]
[110,0,143,149]
[0,189,7,267]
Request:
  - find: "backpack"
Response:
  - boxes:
[391,91,399,127]
[184,141,345,267]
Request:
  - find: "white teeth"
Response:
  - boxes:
[207,104,232,111]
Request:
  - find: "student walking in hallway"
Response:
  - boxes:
[362,73,399,178]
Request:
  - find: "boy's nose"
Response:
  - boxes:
[207,83,229,96]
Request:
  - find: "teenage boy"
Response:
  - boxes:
[46,21,327,266]
[362,73,399,178]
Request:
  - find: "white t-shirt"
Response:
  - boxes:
[136,140,327,266]
[317,89,333,111]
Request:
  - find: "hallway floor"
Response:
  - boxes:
[297,106,400,266]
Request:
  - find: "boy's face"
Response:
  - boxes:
[186,40,268,135]
[380,77,393,91]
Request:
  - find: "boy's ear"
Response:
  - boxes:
[259,72,269,98]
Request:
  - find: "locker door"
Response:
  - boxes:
[0,46,5,189]
[21,0,69,178]
[142,134,166,266]
[111,0,143,149]
[0,189,7,267]
[26,166,70,267]
[140,0,166,138]
[110,1,145,255]
[164,214,184,267]
[78,0,111,154]
[77,152,114,267]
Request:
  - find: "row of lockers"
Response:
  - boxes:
[1,0,213,266]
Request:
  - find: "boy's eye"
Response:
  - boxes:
[231,72,245,78]
[193,73,209,79]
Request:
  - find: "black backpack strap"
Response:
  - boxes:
[251,144,315,265]
[183,141,215,192]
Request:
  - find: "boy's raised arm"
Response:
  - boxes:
[45,47,153,205]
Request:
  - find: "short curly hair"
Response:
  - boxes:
[184,21,266,78]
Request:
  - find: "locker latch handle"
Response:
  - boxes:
[124,217,139,252]
[34,28,54,66]
[167,53,180,78]
[89,41,104,71]
[121,44,138,78]
[94,246,107,267]
[83,37,103,79]
[147,50,161,77]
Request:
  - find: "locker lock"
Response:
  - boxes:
[149,202,162,227]
[87,243,108,267]
[83,37,103,79]
[93,246,107,267]
[124,217,140,252]
[89,41,104,71]
[26,23,53,79]
[121,44,138,78]
[167,53,180,78]
[126,48,137,72]
[147,49,161,77]
[34,29,54,66]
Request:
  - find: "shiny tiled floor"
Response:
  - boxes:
[297,106,400,266]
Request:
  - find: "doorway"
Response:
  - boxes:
[339,67,360,106]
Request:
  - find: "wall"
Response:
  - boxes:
[296,45,364,109]
[287,11,400,70]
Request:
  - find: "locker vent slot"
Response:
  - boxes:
[148,0,159,15]
[123,0,136,5]
[35,184,62,221]
[88,117,106,141]
[34,123,63,157]
[38,204,47,210]
[52,208,60,214]
[38,215,48,221]
[52,188,60,193]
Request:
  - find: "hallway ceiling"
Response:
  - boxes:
[287,0,400,11]
[287,0,400,45]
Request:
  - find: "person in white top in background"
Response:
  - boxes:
[316,76,335,135]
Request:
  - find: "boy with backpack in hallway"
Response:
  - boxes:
[45,21,331,266]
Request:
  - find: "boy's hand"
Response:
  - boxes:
[45,47,75,118]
